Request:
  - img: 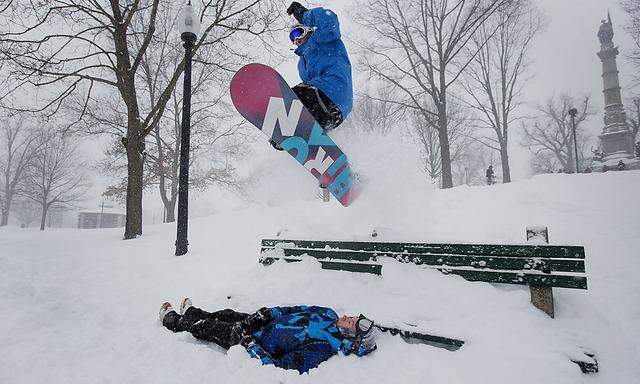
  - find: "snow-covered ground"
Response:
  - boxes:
[1,132,639,383]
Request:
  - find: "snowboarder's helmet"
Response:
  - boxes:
[289,24,313,43]
[337,314,377,353]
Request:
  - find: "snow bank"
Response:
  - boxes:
[1,131,639,383]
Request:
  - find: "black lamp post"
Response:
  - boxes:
[568,108,579,174]
[175,1,200,256]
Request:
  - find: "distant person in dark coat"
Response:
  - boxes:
[486,165,495,185]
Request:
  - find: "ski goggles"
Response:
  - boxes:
[355,314,374,336]
[289,25,313,43]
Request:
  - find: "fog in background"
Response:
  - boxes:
[10,0,637,227]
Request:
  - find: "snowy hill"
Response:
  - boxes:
[1,133,639,383]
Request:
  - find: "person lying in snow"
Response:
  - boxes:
[159,299,377,374]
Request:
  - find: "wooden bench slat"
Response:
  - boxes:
[262,239,585,259]
[391,253,585,273]
[261,247,585,273]
[437,268,588,289]
[261,255,586,289]
[261,248,378,262]
[260,257,382,275]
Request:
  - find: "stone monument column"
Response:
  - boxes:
[596,13,635,164]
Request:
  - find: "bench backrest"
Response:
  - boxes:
[260,239,587,289]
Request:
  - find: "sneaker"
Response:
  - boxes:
[179,298,193,315]
[159,302,175,322]
[269,140,284,151]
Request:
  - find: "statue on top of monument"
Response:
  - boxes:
[598,12,614,46]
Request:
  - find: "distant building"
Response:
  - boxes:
[78,211,125,229]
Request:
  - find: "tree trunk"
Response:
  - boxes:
[124,141,144,239]
[165,206,175,223]
[39,203,47,231]
[500,144,511,183]
[0,200,10,226]
[438,114,454,189]
[113,14,144,239]
[158,174,177,223]
[165,196,177,223]
[566,144,575,173]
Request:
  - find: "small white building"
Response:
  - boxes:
[77,210,126,229]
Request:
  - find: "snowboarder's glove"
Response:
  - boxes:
[240,307,272,333]
[287,2,308,24]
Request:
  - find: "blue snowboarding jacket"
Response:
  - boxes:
[244,305,375,373]
[294,7,353,119]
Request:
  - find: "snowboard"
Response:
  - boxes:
[230,63,355,207]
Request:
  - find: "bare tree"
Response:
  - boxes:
[352,0,513,188]
[0,112,40,226]
[411,110,442,181]
[522,95,595,174]
[100,90,247,223]
[621,0,640,85]
[453,143,496,185]
[13,198,39,228]
[0,0,278,239]
[462,0,546,183]
[407,99,472,183]
[146,91,246,223]
[528,151,560,176]
[0,2,9,14]
[91,11,249,223]
[22,129,89,231]
[348,83,405,136]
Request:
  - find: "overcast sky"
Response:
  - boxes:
[276,0,637,179]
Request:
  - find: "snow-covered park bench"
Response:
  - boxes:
[259,227,587,320]
[260,227,597,373]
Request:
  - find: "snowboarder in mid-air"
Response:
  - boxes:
[159,299,376,374]
[270,1,353,150]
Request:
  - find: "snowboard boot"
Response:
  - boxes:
[269,140,284,151]
[179,298,193,315]
[159,302,176,322]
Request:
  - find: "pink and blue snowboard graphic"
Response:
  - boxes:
[230,63,356,207]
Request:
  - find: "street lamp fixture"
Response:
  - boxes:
[175,1,200,256]
[568,108,579,174]
[178,1,201,38]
